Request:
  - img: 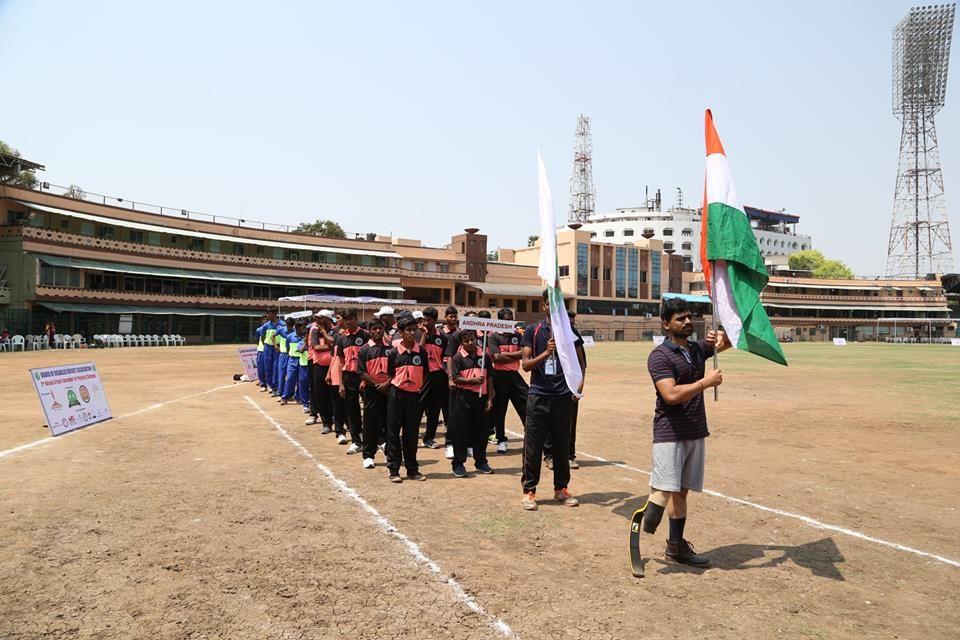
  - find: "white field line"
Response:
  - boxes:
[504,429,960,569]
[244,396,517,639]
[0,383,239,460]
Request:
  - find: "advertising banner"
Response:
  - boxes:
[30,362,112,437]
[237,346,259,380]
[833,338,847,346]
[581,335,596,347]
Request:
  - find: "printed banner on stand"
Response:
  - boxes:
[236,346,259,380]
[30,362,112,437]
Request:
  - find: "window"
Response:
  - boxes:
[88,273,118,290]
[148,232,161,245]
[576,243,588,296]
[288,251,299,261]
[615,246,626,298]
[517,299,527,312]
[559,265,570,277]
[640,271,647,283]
[488,298,498,308]
[414,262,425,272]
[628,247,638,298]
[682,228,693,236]
[603,268,611,281]
[233,243,245,256]
[801,244,807,250]
[190,238,205,251]
[440,263,450,273]
[60,219,70,230]
[651,252,661,299]
[532,300,540,313]
[643,227,654,237]
[80,222,95,236]
[504,298,514,308]
[170,235,179,244]
[663,228,674,236]
[97,226,115,239]
[128,230,145,244]
[209,239,220,253]
[681,242,692,251]
[39,264,80,287]
[623,228,634,237]
[604,230,615,238]
[664,242,674,251]
[591,266,599,280]
[589,232,597,239]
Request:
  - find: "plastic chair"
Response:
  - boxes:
[11,335,25,351]
[72,334,86,348]
[53,334,65,349]
[24,334,34,350]
[161,334,171,346]
[0,338,9,352]
[151,334,161,347]
[173,334,185,346]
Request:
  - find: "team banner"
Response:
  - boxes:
[30,362,112,437]
[236,346,259,380]
[458,316,519,333]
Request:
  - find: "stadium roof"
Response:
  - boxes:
[14,200,402,259]
[34,254,404,292]
[0,152,45,172]
[37,302,261,317]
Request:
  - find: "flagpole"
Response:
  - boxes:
[710,263,719,402]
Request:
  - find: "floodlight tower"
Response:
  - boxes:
[886,4,956,279]
[568,114,596,227]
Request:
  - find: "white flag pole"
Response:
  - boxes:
[710,263,719,402]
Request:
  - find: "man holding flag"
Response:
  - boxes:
[518,152,586,511]
[637,110,786,568]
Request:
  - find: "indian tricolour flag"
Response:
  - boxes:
[701,109,787,366]
[537,150,584,397]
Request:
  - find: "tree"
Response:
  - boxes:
[0,140,38,188]
[64,184,86,200]
[527,235,539,247]
[486,250,499,262]
[787,249,854,279]
[294,219,346,238]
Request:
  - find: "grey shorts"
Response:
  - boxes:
[650,438,705,492]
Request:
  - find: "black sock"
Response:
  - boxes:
[668,517,686,544]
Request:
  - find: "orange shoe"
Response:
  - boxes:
[521,492,538,511]
[554,488,579,507]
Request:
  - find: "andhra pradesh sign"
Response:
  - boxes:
[236,346,259,380]
[458,316,520,333]
[30,362,112,437]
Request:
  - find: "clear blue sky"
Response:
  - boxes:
[1,0,956,275]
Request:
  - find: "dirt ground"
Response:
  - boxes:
[1,342,958,639]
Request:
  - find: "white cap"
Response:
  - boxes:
[374,306,395,317]
[317,309,335,320]
[412,311,424,320]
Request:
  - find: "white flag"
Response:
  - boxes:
[537,150,583,398]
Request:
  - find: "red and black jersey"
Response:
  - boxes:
[488,331,523,372]
[357,339,391,384]
[387,341,429,393]
[451,346,493,394]
[333,327,369,373]
[420,328,448,373]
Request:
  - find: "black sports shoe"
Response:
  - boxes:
[665,539,709,567]
[452,463,467,478]
[475,462,493,474]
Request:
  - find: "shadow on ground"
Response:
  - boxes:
[578,490,846,581]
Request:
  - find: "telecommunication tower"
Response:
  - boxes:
[568,114,596,226]
[886,4,956,278]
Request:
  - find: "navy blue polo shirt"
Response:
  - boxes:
[520,320,583,397]
[647,338,715,443]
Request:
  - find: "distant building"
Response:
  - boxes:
[579,203,812,271]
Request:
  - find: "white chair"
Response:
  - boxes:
[123,335,134,347]
[53,334,65,349]
[11,335,25,352]
[137,334,148,346]
[173,334,185,346]
[161,334,171,346]
[0,338,9,352]
[24,334,34,350]
[108,334,121,348]
[64,334,76,349]
[151,334,161,347]
[72,334,86,348]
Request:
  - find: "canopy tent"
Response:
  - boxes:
[276,294,419,320]
[662,292,712,304]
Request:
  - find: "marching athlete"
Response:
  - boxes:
[306,310,335,430]
[333,309,369,454]
[488,307,528,454]
[449,329,494,478]
[385,316,430,482]
[640,298,729,566]
[358,319,391,469]
[419,306,448,450]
